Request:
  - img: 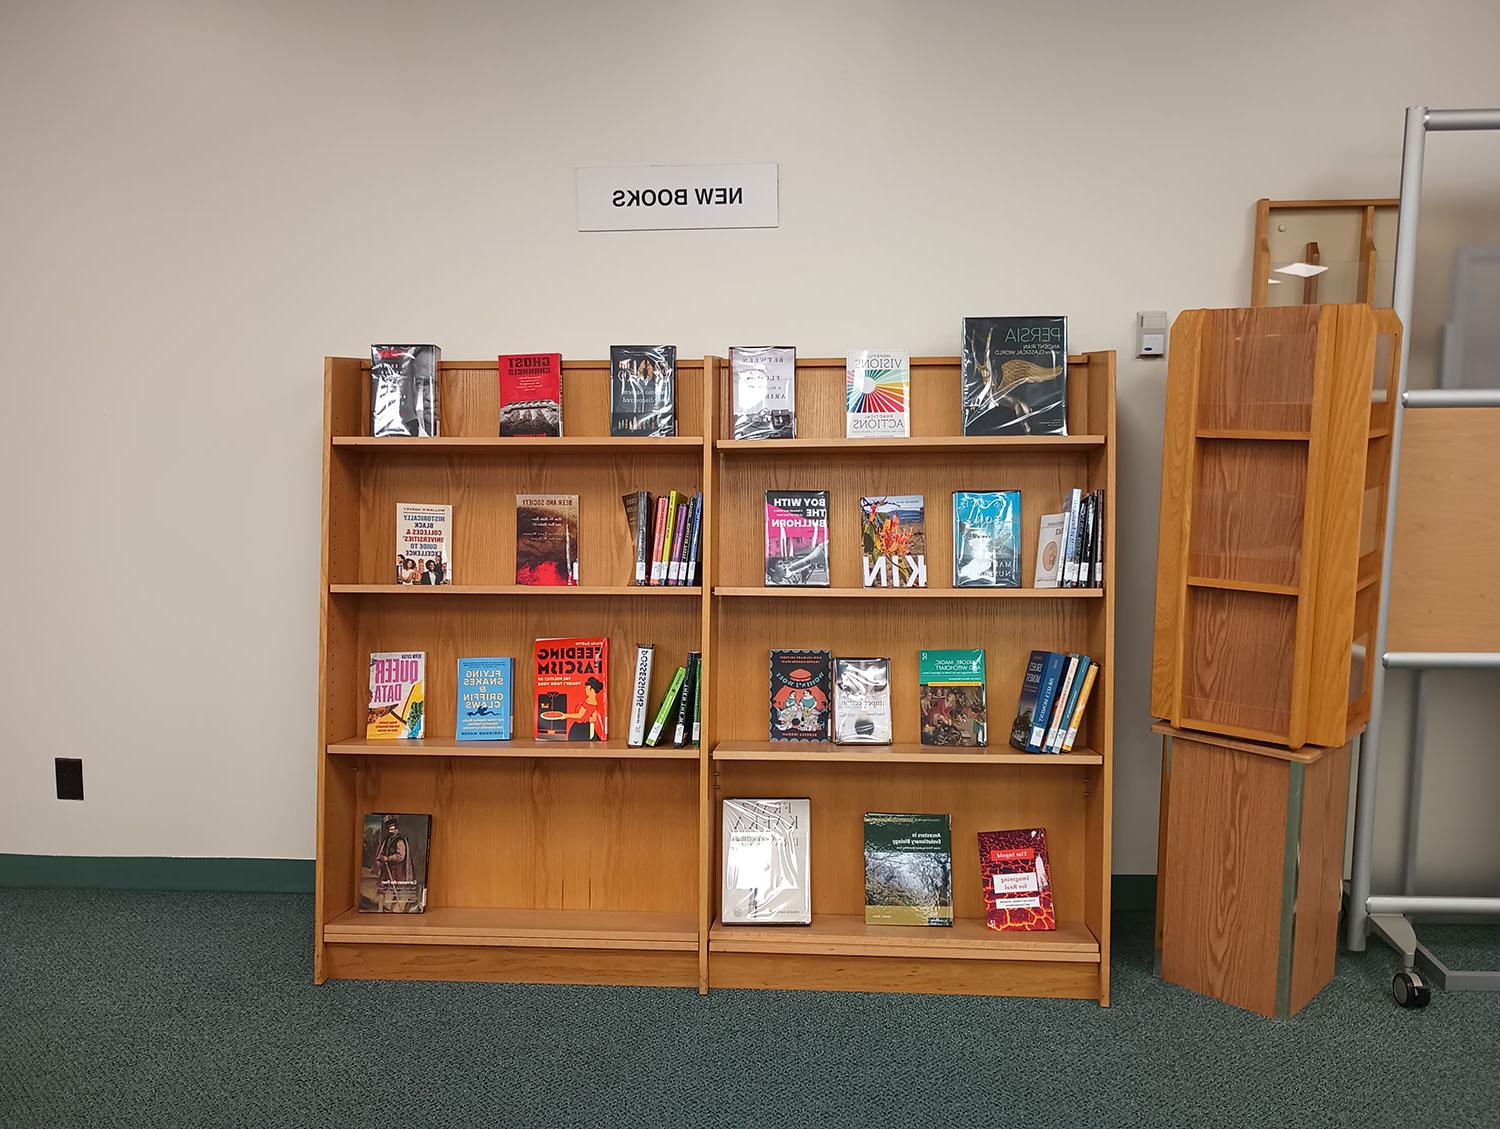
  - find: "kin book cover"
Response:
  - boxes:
[370,344,440,438]
[359,812,432,913]
[919,648,987,747]
[730,346,797,440]
[515,494,580,585]
[845,350,910,438]
[533,637,608,741]
[769,649,831,742]
[498,353,563,437]
[764,490,830,586]
[864,813,954,926]
[395,502,452,585]
[953,490,1021,588]
[960,316,1068,436]
[366,651,425,739]
[978,827,1057,932]
[456,657,514,741]
[860,494,927,588]
[610,345,677,436]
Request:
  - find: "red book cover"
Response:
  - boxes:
[649,495,670,585]
[533,637,608,741]
[977,827,1056,931]
[498,353,563,437]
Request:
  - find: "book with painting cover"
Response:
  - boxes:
[366,651,425,739]
[395,502,452,585]
[977,827,1056,932]
[952,490,1021,588]
[833,657,892,745]
[918,648,987,747]
[960,316,1068,436]
[764,490,830,587]
[721,797,811,925]
[533,637,608,741]
[456,657,514,741]
[515,494,579,585]
[610,345,677,436]
[864,813,954,926]
[860,494,927,588]
[730,346,796,440]
[370,344,440,437]
[359,812,432,913]
[769,649,831,742]
[498,353,562,437]
[845,350,910,438]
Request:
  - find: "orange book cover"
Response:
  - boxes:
[533,637,608,741]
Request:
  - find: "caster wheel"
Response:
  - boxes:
[1392,970,1431,1009]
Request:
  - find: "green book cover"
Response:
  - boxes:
[863,812,953,926]
[645,666,686,747]
[918,648,987,747]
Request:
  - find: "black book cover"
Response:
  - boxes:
[769,649,831,741]
[960,317,1067,436]
[610,345,677,436]
[370,345,440,437]
[673,652,700,747]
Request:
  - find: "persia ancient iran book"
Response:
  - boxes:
[721,797,811,925]
[456,657,513,741]
[498,352,563,437]
[370,344,440,437]
[960,316,1067,436]
[515,494,579,585]
[610,345,677,436]
[730,346,796,440]
[764,490,830,586]
[845,350,910,438]
[833,657,892,745]
[769,649,831,741]
[359,812,432,913]
[860,494,927,588]
[977,827,1056,932]
[918,648,987,747]
[864,813,954,926]
[366,651,425,739]
[395,502,452,585]
[952,489,1021,588]
[533,637,608,741]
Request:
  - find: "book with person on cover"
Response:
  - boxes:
[730,346,797,440]
[1034,512,1066,588]
[765,490,830,586]
[533,637,607,741]
[359,813,432,913]
[978,827,1056,932]
[456,657,513,741]
[769,649,831,741]
[498,353,563,437]
[953,490,1021,587]
[366,651,425,739]
[864,813,953,926]
[860,494,927,588]
[370,344,440,437]
[610,345,677,436]
[833,657,892,744]
[918,648,987,747]
[721,798,811,925]
[395,502,452,585]
[845,350,910,438]
[960,316,1068,436]
[515,494,579,585]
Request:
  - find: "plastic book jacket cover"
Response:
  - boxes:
[456,657,513,741]
[919,648,987,747]
[833,657,892,744]
[764,490,830,586]
[533,637,608,741]
[860,494,926,588]
[370,344,440,437]
[610,345,677,436]
[960,317,1067,436]
[498,353,562,437]
[769,649,831,741]
[366,651,425,739]
[730,346,796,439]
[864,813,953,926]
[977,827,1056,931]
[721,798,811,924]
[395,502,452,585]
[953,490,1021,587]
[359,813,431,913]
[516,494,580,585]
[845,350,910,438]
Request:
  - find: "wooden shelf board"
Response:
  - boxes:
[715,435,1106,454]
[712,741,1102,765]
[785,355,1097,368]
[709,915,1099,962]
[332,436,703,453]
[325,907,698,951]
[329,584,701,597]
[1185,576,1299,596]
[328,737,700,760]
[713,586,1101,599]
[1195,429,1311,442]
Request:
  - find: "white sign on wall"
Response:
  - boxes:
[576,163,779,232]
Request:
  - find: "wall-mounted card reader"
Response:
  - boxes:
[1137,310,1168,357]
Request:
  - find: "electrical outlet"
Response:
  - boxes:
[55,758,83,801]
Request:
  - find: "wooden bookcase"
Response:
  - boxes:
[317,352,1116,1003]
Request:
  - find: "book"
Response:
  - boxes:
[515,494,579,586]
[864,813,953,926]
[960,316,1068,436]
[952,490,1021,587]
[1040,654,1080,753]
[833,657,892,745]
[730,346,797,440]
[1090,491,1105,587]
[624,490,651,585]
[657,490,681,585]
[668,498,689,585]
[359,813,432,913]
[978,827,1056,932]
[764,490,830,587]
[673,652,701,747]
[721,798,811,925]
[691,657,702,746]
[649,495,670,585]
[769,649,831,741]
[918,648,987,747]
[1034,512,1066,588]
[860,494,927,588]
[1059,488,1082,588]
[366,651,425,739]
[845,350,910,438]
[370,344,440,438]
[395,502,452,586]
[683,492,704,587]
[1009,649,1048,751]
[456,657,514,741]
[610,345,676,436]
[1062,662,1099,752]
[1046,655,1090,753]
[497,352,562,437]
[627,644,654,746]
[645,664,686,747]
[533,637,607,741]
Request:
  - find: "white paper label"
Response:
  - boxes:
[993,872,1041,895]
[576,164,779,231]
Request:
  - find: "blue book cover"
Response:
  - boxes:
[1026,652,1069,751]
[1009,650,1049,751]
[952,490,1022,587]
[456,657,514,741]
[1047,655,1091,752]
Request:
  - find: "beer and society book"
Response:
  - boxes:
[516,494,580,586]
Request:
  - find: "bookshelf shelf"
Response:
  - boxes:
[1185,576,1299,596]
[328,737,700,760]
[711,742,1103,766]
[716,435,1106,455]
[713,586,1101,600]
[708,915,1099,962]
[333,435,704,454]
[330,584,702,598]
[325,907,698,951]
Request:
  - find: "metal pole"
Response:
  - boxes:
[1423,108,1500,131]
[1401,671,1425,897]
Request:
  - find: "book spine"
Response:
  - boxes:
[645,666,686,746]
[673,652,699,747]
[628,644,654,746]
[1028,652,1067,751]
[1092,491,1105,588]
[1061,488,1083,587]
[1080,494,1096,589]
[684,492,703,587]
[691,655,702,745]
[634,490,651,585]
[669,500,689,585]
[661,491,681,584]
[1062,663,1100,752]
[650,496,670,584]
[1042,655,1078,753]
[1049,657,1088,753]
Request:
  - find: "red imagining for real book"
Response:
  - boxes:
[533,636,608,741]
[977,827,1056,931]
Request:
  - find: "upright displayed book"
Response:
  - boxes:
[845,350,910,438]
[498,352,563,437]
[370,344,440,438]
[626,643,654,746]
[769,649,831,741]
[832,657,892,745]
[456,657,514,741]
[533,637,608,741]
[721,798,811,925]
[764,490,830,586]
[977,827,1056,932]
[515,494,580,585]
[366,651,425,739]
[864,813,953,926]
[918,648,987,747]
[1034,512,1066,588]
[729,346,796,440]
[610,345,677,436]
[395,502,452,585]
[860,495,927,588]
[359,813,432,913]
[952,490,1021,587]
[960,316,1067,436]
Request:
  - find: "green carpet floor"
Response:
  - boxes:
[2,890,1496,1128]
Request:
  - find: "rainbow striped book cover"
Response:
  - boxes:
[845,351,910,438]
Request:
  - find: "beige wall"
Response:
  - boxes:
[3,0,1497,882]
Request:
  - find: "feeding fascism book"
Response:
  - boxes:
[721,797,811,925]
[498,353,563,437]
[769,649,831,741]
[833,657,893,745]
[456,657,514,741]
[864,813,954,926]
[533,637,608,741]
[395,502,452,585]
[370,344,440,437]
[366,651,425,739]
[960,316,1068,436]
[764,490,830,586]
[952,490,1021,588]
[919,648,987,747]
[860,494,926,588]
[730,346,797,440]
[845,351,910,438]
[359,812,432,913]
[515,494,580,585]
[610,345,677,436]
[977,827,1056,932]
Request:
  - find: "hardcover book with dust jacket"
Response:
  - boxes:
[978,827,1056,932]
[864,813,953,926]
[721,797,811,925]
[833,657,893,744]
[764,490,830,587]
[370,344,440,437]
[610,345,677,436]
[533,637,608,741]
[952,490,1021,588]
[845,350,910,438]
[498,353,563,437]
[960,317,1067,436]
[395,502,452,585]
[769,649,831,742]
[515,494,580,585]
[359,812,432,913]
[366,651,425,739]
[456,657,513,741]
[730,346,796,440]
[860,494,926,588]
[919,648,987,747]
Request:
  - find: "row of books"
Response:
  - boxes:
[624,490,702,586]
[368,317,1069,440]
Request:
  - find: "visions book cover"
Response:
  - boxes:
[978,827,1056,932]
[845,351,910,438]
[359,812,432,913]
[960,317,1067,436]
[610,345,677,436]
[498,353,562,437]
[764,490,830,586]
[860,494,926,588]
[516,494,580,585]
[864,813,954,926]
[456,657,514,741]
[533,637,608,741]
[366,651,425,739]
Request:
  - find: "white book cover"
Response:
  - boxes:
[845,351,910,439]
[1034,512,1066,588]
[730,346,797,440]
[396,503,453,585]
[627,644,654,746]
[721,798,811,924]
